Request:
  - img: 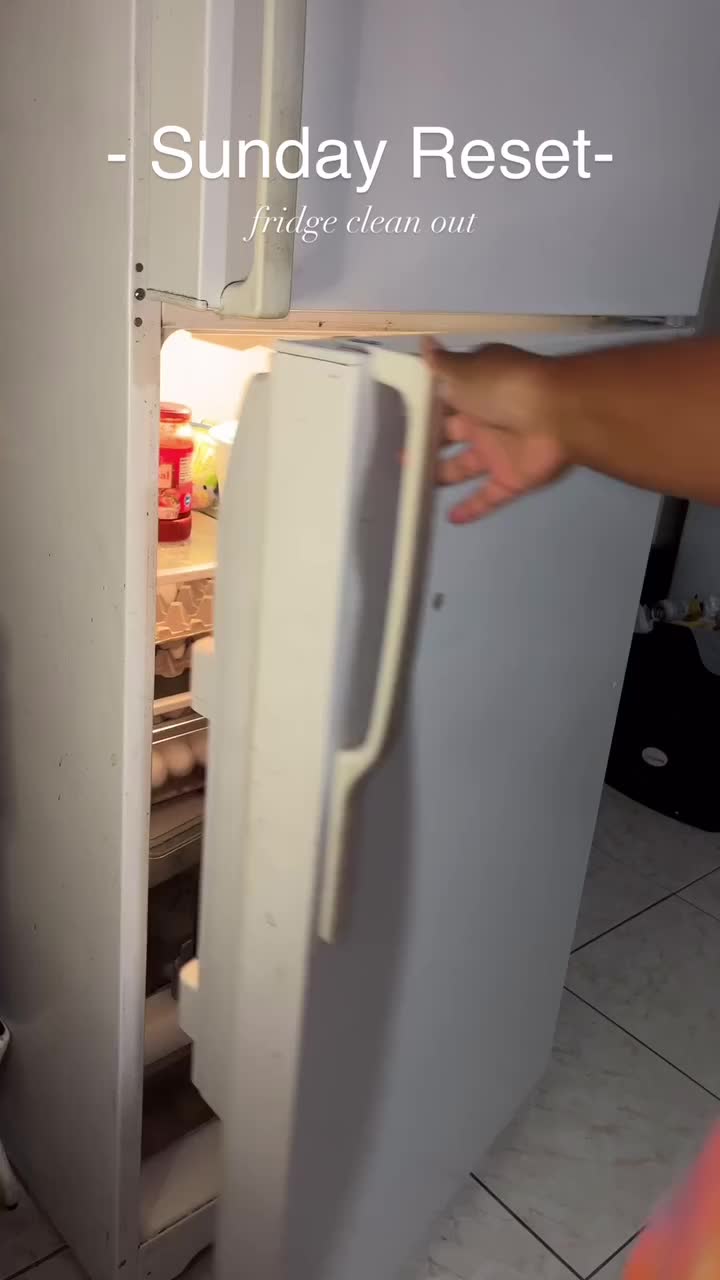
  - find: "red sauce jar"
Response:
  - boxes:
[158,402,194,543]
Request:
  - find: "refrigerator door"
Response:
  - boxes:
[180,343,437,1262]
[184,333,662,1280]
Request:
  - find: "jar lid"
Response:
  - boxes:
[160,401,192,424]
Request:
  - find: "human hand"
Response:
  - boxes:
[422,338,570,523]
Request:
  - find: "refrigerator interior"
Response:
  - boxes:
[139,332,279,1268]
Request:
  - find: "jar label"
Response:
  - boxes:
[159,446,193,523]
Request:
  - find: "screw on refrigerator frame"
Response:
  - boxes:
[134,287,146,300]
[134,317,143,327]
[135,262,144,272]
[432,593,445,610]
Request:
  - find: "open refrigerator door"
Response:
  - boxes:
[178,343,437,1278]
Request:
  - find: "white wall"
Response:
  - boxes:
[160,332,272,423]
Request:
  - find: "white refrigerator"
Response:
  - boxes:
[0,2,717,1279]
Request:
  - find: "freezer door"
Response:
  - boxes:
[293,0,720,315]
[147,0,720,316]
[147,0,307,316]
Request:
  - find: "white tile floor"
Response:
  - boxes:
[4,786,720,1280]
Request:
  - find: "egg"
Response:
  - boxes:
[151,749,168,790]
[162,739,195,778]
[169,642,186,661]
[191,731,208,768]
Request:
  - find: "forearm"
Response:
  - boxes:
[538,336,720,500]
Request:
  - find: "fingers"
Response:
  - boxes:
[436,413,500,483]
[449,480,517,524]
[436,447,482,487]
[436,413,493,485]
[424,347,529,523]
[436,413,483,485]
[441,412,476,445]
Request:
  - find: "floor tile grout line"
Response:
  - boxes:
[669,862,720,892]
[5,1245,68,1280]
[672,892,720,927]
[585,1230,641,1279]
[563,987,720,1103]
[597,845,720,895]
[599,845,720,892]
[570,890,676,955]
[469,1175,583,1279]
[570,861,720,956]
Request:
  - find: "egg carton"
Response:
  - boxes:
[156,577,214,644]
[155,643,192,680]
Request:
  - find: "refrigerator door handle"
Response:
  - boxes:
[317,351,436,943]
[221,0,307,318]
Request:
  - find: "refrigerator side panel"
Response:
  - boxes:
[0,4,154,1278]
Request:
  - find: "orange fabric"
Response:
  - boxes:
[624,1125,720,1280]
